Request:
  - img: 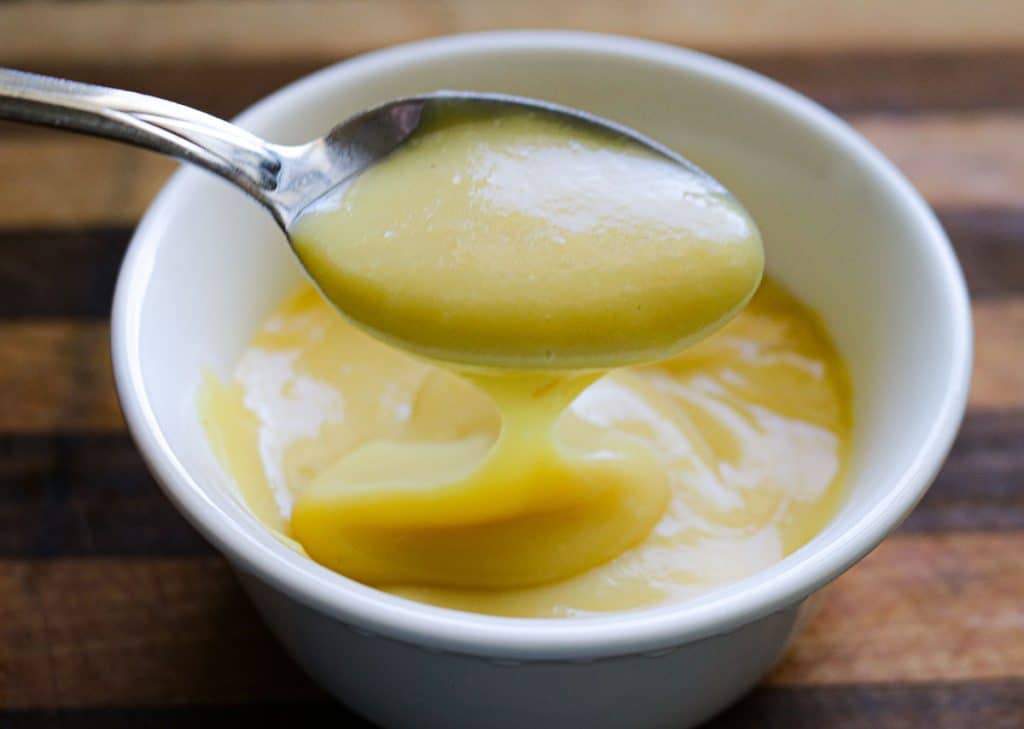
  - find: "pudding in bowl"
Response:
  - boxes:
[200,278,851,617]
[199,98,850,618]
[112,31,970,729]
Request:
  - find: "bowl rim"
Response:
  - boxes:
[112,29,972,660]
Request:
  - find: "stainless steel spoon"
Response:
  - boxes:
[0,68,714,231]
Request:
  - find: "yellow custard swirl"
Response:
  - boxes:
[200,280,849,616]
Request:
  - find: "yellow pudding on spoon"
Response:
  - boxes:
[291,107,763,369]
[200,106,844,615]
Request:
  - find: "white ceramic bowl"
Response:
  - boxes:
[112,31,972,729]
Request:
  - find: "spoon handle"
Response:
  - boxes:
[0,67,283,206]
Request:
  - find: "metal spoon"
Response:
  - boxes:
[0,67,712,231]
[1,68,760,371]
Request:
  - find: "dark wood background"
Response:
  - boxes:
[1,1,1022,727]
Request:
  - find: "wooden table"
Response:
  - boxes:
[1,2,1021,727]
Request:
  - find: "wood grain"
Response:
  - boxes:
[0,704,371,729]
[0,298,1016,434]
[710,680,1024,729]
[906,410,1024,533]
[0,137,176,228]
[0,434,211,557]
[0,534,1020,710]
[768,534,1024,686]
[972,300,1024,410]
[3,113,1022,227]
[5,681,1024,729]
[1,0,1021,67]
[0,227,128,318]
[743,51,1024,113]
[1,50,1020,139]
[0,321,122,433]
[855,113,1024,209]
[0,558,319,709]
[939,209,1024,298]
